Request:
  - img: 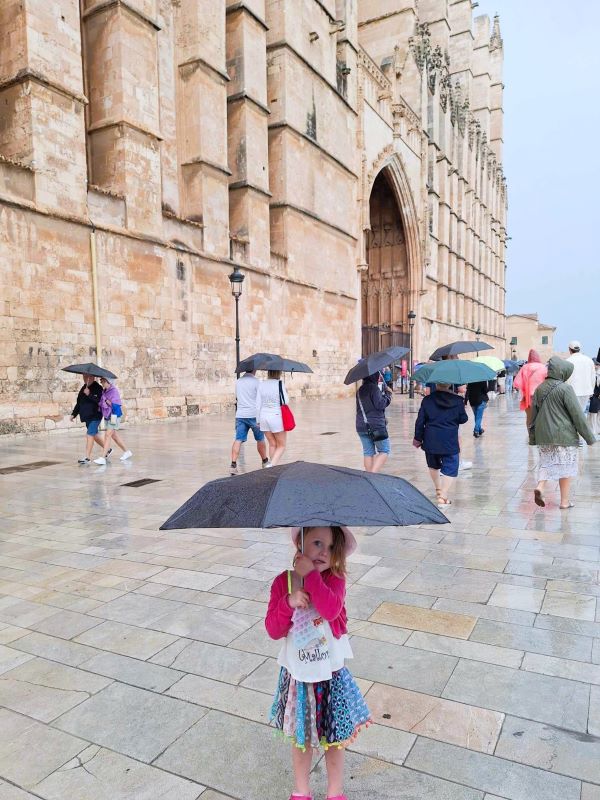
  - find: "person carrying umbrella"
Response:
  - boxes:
[355,372,392,473]
[266,525,371,800]
[70,373,108,464]
[413,383,469,505]
[93,377,132,465]
[257,369,290,467]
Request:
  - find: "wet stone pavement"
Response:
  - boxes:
[0,393,599,800]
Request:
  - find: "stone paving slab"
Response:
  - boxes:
[53,682,206,762]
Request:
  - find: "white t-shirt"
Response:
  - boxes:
[256,378,288,417]
[235,373,260,419]
[567,352,596,397]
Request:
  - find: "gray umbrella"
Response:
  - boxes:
[160,460,448,530]
[429,340,493,361]
[236,353,313,374]
[62,362,117,380]
[344,346,409,385]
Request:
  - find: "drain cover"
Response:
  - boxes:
[0,460,61,475]
[121,478,162,488]
[319,432,339,435]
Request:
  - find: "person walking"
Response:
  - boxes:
[230,370,269,475]
[70,373,108,464]
[589,363,600,439]
[566,340,596,428]
[257,369,289,467]
[513,349,547,429]
[529,357,595,509]
[266,525,371,800]
[466,380,489,438]
[355,372,392,473]
[382,365,393,391]
[413,383,468,506]
[93,377,132,464]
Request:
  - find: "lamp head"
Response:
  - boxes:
[228,266,245,297]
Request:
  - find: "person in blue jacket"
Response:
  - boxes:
[413,383,469,506]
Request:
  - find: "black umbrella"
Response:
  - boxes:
[62,362,117,380]
[236,353,313,374]
[429,340,493,361]
[160,460,448,530]
[344,346,409,385]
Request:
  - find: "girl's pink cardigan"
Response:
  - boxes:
[265,569,348,640]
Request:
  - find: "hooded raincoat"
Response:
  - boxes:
[528,357,595,447]
[514,350,547,411]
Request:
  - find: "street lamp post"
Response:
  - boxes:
[228,266,245,377]
[475,326,481,341]
[408,309,416,399]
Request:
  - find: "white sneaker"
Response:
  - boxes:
[93,457,106,465]
[120,450,133,461]
[459,460,473,471]
[78,457,90,464]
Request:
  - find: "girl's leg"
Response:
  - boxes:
[110,431,127,452]
[93,432,105,449]
[102,429,114,456]
[264,431,277,461]
[270,431,287,466]
[559,477,572,508]
[291,745,313,797]
[324,746,345,798]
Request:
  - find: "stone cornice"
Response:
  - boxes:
[0,69,87,105]
[270,201,357,242]
[181,157,232,177]
[82,0,161,31]
[358,47,391,92]
[268,120,358,179]
[229,180,271,198]
[179,56,230,84]
[227,91,270,116]
[226,2,268,30]
[88,118,163,141]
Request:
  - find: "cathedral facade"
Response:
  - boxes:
[0,0,507,433]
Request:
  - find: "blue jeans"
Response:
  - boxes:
[505,374,513,394]
[473,402,487,434]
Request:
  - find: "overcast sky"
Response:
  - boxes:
[477,0,599,355]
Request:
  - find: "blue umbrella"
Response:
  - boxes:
[503,359,520,374]
[412,359,496,385]
[160,461,448,530]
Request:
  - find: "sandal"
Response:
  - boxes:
[534,489,545,508]
[437,497,452,506]
[559,502,575,510]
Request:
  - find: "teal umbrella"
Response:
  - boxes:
[412,359,496,385]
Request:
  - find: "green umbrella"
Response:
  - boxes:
[473,355,506,373]
[412,359,496,385]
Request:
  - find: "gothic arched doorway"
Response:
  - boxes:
[362,169,410,356]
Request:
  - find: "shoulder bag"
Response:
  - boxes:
[357,389,388,442]
[278,380,296,432]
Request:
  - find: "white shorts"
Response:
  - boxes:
[260,411,284,433]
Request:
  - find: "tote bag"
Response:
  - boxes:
[279,380,296,431]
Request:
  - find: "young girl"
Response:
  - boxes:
[93,377,132,465]
[266,526,370,800]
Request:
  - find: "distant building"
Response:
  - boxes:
[507,314,556,362]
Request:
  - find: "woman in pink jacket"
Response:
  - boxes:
[514,350,548,429]
[266,526,370,800]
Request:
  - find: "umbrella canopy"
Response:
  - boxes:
[236,353,313,374]
[412,359,497,385]
[160,460,448,530]
[62,363,117,380]
[503,359,520,374]
[429,340,493,361]
[344,346,409,385]
[473,355,506,373]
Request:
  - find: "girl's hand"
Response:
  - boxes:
[294,553,315,577]
[288,589,310,609]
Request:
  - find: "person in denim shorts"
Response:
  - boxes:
[231,371,269,475]
[355,372,392,473]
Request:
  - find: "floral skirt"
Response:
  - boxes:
[538,445,579,481]
[269,666,371,751]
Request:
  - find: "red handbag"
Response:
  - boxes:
[279,380,296,431]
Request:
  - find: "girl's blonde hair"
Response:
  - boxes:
[301,526,347,577]
[268,369,282,379]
